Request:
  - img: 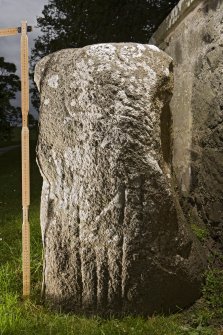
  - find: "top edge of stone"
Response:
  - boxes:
[150,0,204,47]
[34,43,173,90]
[35,42,172,66]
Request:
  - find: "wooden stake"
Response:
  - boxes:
[21,20,30,297]
[0,21,32,297]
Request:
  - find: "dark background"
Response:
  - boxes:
[0,0,180,141]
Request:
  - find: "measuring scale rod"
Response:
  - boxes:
[0,21,32,297]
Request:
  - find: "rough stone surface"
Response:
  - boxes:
[151,0,223,246]
[34,43,206,316]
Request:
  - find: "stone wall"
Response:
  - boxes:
[150,0,223,244]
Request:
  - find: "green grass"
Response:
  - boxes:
[0,144,222,335]
[191,224,209,243]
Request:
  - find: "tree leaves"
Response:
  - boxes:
[0,57,21,142]
[31,0,179,111]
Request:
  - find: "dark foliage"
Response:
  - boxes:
[0,57,21,142]
[31,0,179,110]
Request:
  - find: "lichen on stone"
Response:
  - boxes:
[35,42,206,317]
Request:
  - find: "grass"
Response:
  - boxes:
[191,224,209,243]
[0,143,223,334]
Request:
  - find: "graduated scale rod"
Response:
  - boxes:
[0,21,32,297]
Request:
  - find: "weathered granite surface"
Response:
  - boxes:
[150,0,223,247]
[34,43,206,316]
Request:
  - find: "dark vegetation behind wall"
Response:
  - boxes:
[30,0,180,110]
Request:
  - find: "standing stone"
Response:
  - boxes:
[34,43,206,316]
